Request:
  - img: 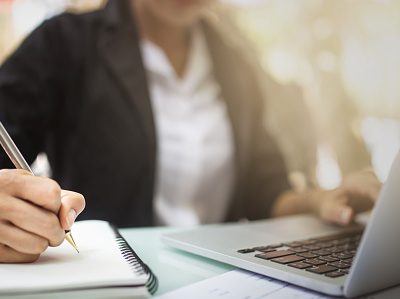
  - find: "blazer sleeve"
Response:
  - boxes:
[0,18,65,169]
[242,70,292,220]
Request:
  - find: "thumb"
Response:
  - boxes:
[59,190,86,230]
[320,195,354,226]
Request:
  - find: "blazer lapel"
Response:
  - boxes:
[203,25,251,173]
[203,21,252,220]
[98,1,156,153]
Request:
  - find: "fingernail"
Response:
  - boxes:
[67,209,77,228]
[341,208,352,224]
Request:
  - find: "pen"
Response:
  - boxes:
[0,121,79,253]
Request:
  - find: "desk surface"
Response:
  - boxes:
[121,226,400,299]
[120,227,234,295]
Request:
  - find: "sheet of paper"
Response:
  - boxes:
[154,269,332,299]
[155,269,400,299]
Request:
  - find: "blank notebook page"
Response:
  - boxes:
[0,220,148,293]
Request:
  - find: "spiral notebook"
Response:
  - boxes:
[0,220,158,299]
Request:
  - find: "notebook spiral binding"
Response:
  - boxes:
[112,225,159,295]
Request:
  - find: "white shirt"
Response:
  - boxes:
[140,28,235,226]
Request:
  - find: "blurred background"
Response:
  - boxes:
[1,0,399,190]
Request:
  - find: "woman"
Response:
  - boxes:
[0,0,379,263]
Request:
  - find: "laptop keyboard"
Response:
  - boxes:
[237,230,363,279]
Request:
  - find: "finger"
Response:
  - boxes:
[319,196,354,226]
[0,221,49,255]
[0,170,61,213]
[0,244,40,263]
[59,190,85,230]
[365,181,381,202]
[349,180,380,202]
[0,195,64,247]
[347,195,374,214]
[0,169,32,176]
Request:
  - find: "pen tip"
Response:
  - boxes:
[65,232,79,253]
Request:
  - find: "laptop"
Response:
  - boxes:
[162,151,400,298]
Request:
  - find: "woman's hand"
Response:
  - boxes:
[310,171,381,226]
[0,169,85,263]
[272,170,381,226]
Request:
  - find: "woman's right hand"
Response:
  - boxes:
[0,169,85,263]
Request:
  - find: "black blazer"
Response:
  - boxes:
[0,0,290,227]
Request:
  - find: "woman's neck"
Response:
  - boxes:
[132,1,192,78]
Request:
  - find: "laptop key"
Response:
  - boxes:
[303,245,321,251]
[252,246,270,251]
[237,248,255,254]
[319,256,340,263]
[304,259,326,266]
[288,262,313,269]
[332,252,354,259]
[271,255,305,264]
[318,242,335,249]
[297,252,319,259]
[299,239,317,245]
[325,271,345,278]
[333,238,350,246]
[306,265,337,274]
[284,242,304,248]
[330,246,346,254]
[255,250,293,260]
[312,249,331,256]
[328,261,351,269]
[259,248,277,253]
[288,247,308,254]
[345,244,358,251]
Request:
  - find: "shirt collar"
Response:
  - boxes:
[140,26,212,93]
